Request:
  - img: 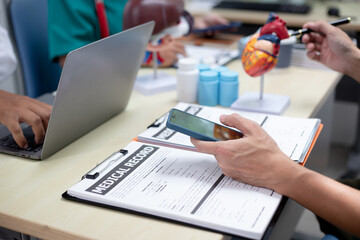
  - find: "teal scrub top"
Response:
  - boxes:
[48,0,127,61]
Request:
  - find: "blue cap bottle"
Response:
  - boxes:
[197,64,211,72]
[219,70,239,107]
[198,70,218,106]
[212,66,229,77]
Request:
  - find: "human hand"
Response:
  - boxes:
[302,21,360,79]
[190,114,299,191]
[193,13,229,37]
[144,35,186,67]
[0,90,52,148]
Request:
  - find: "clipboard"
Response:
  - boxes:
[146,112,168,129]
[62,141,288,239]
[82,149,129,179]
[62,189,284,239]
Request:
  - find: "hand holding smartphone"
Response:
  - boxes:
[166,108,243,141]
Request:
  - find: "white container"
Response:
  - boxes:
[176,58,199,103]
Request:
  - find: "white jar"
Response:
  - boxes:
[176,58,199,103]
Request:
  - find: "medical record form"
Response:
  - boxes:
[66,141,281,240]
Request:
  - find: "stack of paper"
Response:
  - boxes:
[138,102,321,163]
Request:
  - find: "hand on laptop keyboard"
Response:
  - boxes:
[0,126,43,152]
[0,90,52,149]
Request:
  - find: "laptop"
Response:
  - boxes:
[0,21,154,160]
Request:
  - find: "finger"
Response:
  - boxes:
[305,42,315,52]
[302,22,318,32]
[217,18,229,25]
[219,114,258,136]
[303,20,329,35]
[26,101,52,131]
[310,32,325,45]
[190,137,221,155]
[306,50,321,62]
[28,98,52,109]
[204,14,228,26]
[173,42,186,56]
[301,33,310,44]
[19,110,46,145]
[303,21,325,33]
[6,121,28,149]
[17,96,52,115]
[313,42,323,52]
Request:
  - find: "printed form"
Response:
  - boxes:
[68,141,282,239]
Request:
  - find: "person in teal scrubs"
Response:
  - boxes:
[48,0,229,67]
[48,0,128,66]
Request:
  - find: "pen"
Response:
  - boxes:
[290,17,351,37]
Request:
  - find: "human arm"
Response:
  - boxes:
[143,35,186,68]
[193,13,229,36]
[193,13,229,29]
[302,20,360,82]
[191,114,360,236]
[142,13,229,67]
[58,55,66,68]
[0,90,52,149]
[156,38,186,67]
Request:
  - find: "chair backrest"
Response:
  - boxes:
[9,0,61,98]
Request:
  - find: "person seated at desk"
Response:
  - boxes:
[0,25,52,149]
[48,0,229,67]
[191,21,360,239]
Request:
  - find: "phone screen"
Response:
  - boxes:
[169,109,243,141]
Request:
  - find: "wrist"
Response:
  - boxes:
[271,157,309,196]
[345,48,360,82]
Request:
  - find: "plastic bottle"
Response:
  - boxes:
[219,70,239,107]
[176,58,199,103]
[198,70,218,106]
[212,66,229,77]
[197,64,211,72]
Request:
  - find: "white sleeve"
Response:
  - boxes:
[0,25,17,82]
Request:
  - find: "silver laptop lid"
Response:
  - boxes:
[41,22,154,159]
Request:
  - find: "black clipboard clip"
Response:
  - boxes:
[147,112,168,129]
[83,149,128,180]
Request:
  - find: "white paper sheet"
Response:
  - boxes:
[68,141,282,239]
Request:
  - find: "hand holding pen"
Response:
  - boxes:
[300,18,360,81]
[290,17,351,37]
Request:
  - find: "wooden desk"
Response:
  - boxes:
[187,0,360,31]
[0,61,341,240]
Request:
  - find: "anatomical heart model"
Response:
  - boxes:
[232,12,291,114]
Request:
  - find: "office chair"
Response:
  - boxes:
[9,0,61,98]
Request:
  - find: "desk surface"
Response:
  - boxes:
[0,60,340,240]
[187,0,360,31]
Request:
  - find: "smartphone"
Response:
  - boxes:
[166,108,243,141]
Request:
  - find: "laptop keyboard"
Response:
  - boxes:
[0,127,43,152]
